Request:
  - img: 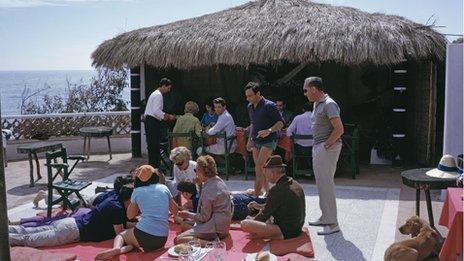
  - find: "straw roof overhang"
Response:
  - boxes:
[92,0,447,70]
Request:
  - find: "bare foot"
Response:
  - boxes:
[119,245,134,254]
[9,220,20,225]
[95,248,120,260]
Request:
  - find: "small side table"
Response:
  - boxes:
[17,141,63,187]
[401,168,456,228]
[79,126,113,160]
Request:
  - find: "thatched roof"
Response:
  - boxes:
[92,0,447,69]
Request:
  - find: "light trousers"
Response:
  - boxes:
[312,141,342,224]
[9,217,80,247]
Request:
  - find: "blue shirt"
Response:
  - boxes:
[75,193,126,242]
[92,190,116,206]
[131,184,172,237]
[248,97,284,142]
[201,112,218,127]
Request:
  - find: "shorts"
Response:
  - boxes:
[134,226,167,251]
[252,139,277,150]
[278,225,302,240]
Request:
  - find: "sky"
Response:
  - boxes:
[0,0,462,71]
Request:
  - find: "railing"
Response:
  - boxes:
[1,111,131,140]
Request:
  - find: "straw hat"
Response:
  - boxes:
[457,154,463,174]
[135,165,155,182]
[426,155,459,179]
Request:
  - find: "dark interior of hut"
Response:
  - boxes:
[141,60,444,165]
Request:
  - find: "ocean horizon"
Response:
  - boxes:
[0,70,130,116]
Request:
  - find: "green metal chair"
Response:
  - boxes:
[45,147,89,217]
[290,134,314,179]
[167,131,201,158]
[339,123,360,179]
[201,132,236,180]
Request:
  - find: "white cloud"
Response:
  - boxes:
[0,0,135,8]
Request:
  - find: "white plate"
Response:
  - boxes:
[167,245,200,257]
[245,251,277,261]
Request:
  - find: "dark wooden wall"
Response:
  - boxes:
[140,61,442,165]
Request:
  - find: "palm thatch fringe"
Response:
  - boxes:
[92,0,447,69]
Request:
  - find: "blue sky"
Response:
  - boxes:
[0,0,462,71]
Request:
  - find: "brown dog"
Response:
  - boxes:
[384,216,439,261]
[399,216,430,237]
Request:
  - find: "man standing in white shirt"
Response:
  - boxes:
[144,78,175,167]
[205,97,236,155]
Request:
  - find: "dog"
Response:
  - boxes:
[384,216,440,261]
[399,216,430,237]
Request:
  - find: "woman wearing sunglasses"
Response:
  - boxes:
[166,147,198,204]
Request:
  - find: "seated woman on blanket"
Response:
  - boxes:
[175,155,232,245]
[9,185,133,247]
[165,146,198,203]
[175,181,266,224]
[95,165,178,260]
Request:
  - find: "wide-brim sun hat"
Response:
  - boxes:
[426,154,459,179]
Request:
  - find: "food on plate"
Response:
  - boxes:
[255,251,270,261]
[174,243,193,254]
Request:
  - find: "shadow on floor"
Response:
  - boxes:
[8,183,47,196]
[324,231,366,261]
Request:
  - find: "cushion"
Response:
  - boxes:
[11,246,76,261]
[269,227,314,257]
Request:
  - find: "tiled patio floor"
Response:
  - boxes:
[4,152,448,250]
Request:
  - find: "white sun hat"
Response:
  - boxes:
[426,154,460,179]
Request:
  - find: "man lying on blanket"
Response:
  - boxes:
[241,155,306,240]
[9,184,134,247]
[174,180,267,229]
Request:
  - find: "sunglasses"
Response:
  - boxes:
[175,161,185,166]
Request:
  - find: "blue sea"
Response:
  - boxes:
[0,70,130,116]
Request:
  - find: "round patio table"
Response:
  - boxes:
[79,126,113,160]
[401,168,457,228]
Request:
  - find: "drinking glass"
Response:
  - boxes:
[178,249,192,261]
[188,238,201,256]
[204,242,215,261]
[213,240,226,261]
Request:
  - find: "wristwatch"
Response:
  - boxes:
[268,128,273,133]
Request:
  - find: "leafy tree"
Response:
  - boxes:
[21,68,129,114]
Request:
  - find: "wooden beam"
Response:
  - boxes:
[275,62,308,85]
